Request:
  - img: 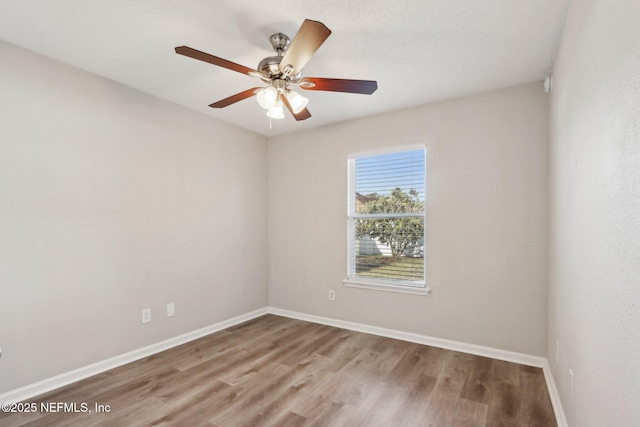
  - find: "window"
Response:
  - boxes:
[345,146,428,295]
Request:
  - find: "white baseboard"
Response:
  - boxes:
[267,306,568,427]
[0,307,268,404]
[541,359,569,427]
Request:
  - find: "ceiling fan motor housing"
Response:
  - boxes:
[257,55,301,83]
[258,56,283,78]
[259,32,295,80]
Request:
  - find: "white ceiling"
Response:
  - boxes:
[0,0,568,137]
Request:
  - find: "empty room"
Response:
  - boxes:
[1,1,638,426]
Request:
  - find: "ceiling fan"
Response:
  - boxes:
[175,19,378,121]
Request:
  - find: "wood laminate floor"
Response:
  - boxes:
[0,315,557,426]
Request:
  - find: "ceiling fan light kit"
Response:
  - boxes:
[175,19,378,123]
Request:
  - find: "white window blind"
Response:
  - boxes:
[347,147,426,288]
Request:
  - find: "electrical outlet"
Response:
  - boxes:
[328,290,336,301]
[167,302,175,317]
[569,369,574,398]
[142,308,151,324]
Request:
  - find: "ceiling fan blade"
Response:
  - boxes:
[279,19,331,76]
[281,94,312,121]
[299,77,378,95]
[175,46,259,76]
[209,87,262,108]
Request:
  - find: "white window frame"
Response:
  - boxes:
[344,145,430,296]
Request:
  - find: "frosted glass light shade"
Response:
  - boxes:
[285,90,308,114]
[257,87,278,109]
[266,100,285,119]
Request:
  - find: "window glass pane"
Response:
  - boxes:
[355,150,425,214]
[355,217,424,282]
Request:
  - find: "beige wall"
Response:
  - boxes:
[548,0,640,425]
[0,41,268,393]
[268,82,549,356]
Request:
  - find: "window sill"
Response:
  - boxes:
[343,278,431,296]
